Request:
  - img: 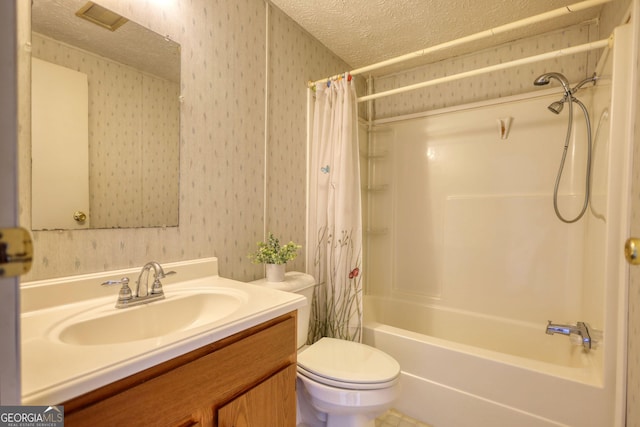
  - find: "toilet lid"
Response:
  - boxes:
[297,337,400,388]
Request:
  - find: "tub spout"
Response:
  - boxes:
[546,321,600,352]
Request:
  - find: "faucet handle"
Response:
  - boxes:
[150,271,176,295]
[101,277,133,304]
[578,322,602,350]
[160,270,176,279]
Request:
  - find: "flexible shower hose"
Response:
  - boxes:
[553,96,592,223]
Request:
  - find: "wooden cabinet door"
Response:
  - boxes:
[62,314,297,427]
[218,365,297,427]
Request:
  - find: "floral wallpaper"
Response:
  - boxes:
[265,6,351,274]
[372,21,598,119]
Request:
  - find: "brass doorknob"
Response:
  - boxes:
[73,211,87,223]
[625,238,640,265]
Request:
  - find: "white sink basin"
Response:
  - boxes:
[21,258,307,406]
[53,289,247,345]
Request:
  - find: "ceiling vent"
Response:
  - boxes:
[75,1,128,32]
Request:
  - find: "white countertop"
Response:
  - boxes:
[20,258,305,405]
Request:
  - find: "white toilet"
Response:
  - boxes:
[252,272,400,427]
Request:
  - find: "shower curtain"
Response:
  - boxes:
[307,78,363,343]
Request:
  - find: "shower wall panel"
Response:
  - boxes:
[366,87,607,325]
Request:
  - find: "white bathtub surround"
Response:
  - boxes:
[361,23,633,427]
[307,77,364,343]
[20,257,305,405]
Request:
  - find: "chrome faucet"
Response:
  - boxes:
[546,321,601,352]
[101,261,176,308]
[135,261,176,298]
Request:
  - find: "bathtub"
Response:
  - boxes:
[355,23,634,427]
[362,296,613,427]
[358,24,636,426]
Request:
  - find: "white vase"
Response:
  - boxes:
[266,263,285,282]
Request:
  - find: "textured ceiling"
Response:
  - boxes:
[31,0,180,83]
[269,0,603,76]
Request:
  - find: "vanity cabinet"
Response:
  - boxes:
[61,312,297,426]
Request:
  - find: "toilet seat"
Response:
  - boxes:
[297,365,398,390]
[297,337,400,390]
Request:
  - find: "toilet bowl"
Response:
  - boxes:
[251,272,400,427]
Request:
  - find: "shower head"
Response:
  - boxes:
[547,100,565,114]
[533,72,571,94]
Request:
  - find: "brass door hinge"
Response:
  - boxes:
[0,227,33,277]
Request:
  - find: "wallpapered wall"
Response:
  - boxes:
[31,33,180,229]
[372,22,598,119]
[18,0,348,282]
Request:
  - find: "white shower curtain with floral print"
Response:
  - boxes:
[307,78,363,343]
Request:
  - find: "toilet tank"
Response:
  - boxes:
[250,272,315,349]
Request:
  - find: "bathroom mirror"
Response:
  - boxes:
[30,0,180,230]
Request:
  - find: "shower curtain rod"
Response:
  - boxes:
[358,37,612,103]
[308,0,612,87]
